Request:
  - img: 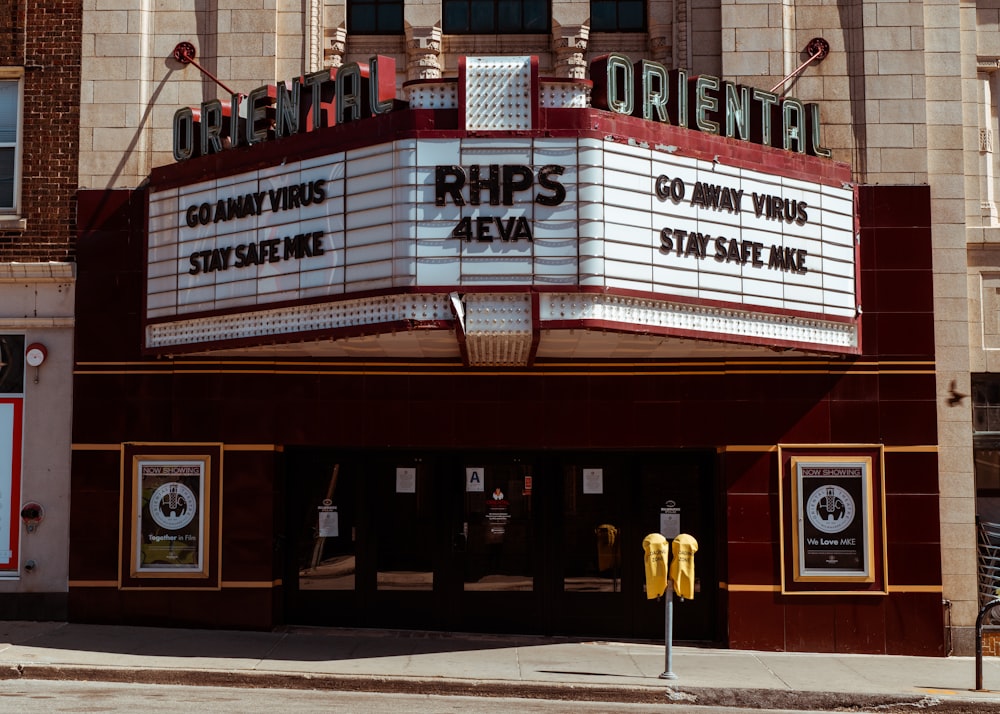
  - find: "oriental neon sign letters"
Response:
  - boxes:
[592,54,831,158]
[171,54,831,162]
[172,57,396,161]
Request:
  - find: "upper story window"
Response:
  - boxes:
[0,76,21,214]
[591,0,646,32]
[443,0,550,34]
[348,0,404,34]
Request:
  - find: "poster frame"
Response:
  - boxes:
[777,445,888,595]
[120,443,222,589]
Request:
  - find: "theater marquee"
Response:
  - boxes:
[146,55,858,363]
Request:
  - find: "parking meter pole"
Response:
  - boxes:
[660,579,677,680]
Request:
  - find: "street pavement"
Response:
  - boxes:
[0,621,997,711]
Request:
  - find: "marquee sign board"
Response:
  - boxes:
[146,55,857,358]
[148,138,854,315]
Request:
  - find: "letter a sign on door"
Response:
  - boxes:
[466,467,485,492]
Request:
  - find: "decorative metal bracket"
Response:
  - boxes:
[172,42,241,97]
[770,37,830,94]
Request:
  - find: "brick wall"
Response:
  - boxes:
[0,0,22,62]
[0,0,80,263]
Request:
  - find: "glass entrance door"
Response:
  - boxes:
[551,456,632,636]
[632,452,718,641]
[371,455,441,627]
[284,448,362,627]
[285,450,546,632]
[548,451,718,640]
[285,448,717,641]
[443,455,544,633]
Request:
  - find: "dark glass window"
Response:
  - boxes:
[591,0,646,32]
[974,374,1000,493]
[0,80,17,212]
[443,0,550,34]
[348,0,404,34]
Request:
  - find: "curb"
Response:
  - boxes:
[1,663,995,712]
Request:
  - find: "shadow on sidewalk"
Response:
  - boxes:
[0,620,703,664]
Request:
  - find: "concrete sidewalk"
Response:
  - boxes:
[0,621,998,711]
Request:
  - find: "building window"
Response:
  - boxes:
[348,0,404,34]
[975,375,1000,620]
[443,0,550,34]
[980,72,1000,224]
[974,374,1000,494]
[591,0,646,32]
[0,78,20,214]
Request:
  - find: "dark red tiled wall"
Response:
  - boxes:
[71,185,942,652]
[68,450,121,584]
[725,185,941,655]
[219,451,281,583]
[858,184,935,358]
[74,190,144,363]
[71,368,937,451]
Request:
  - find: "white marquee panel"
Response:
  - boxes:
[146,136,857,347]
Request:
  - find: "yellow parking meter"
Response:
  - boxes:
[669,533,698,600]
[642,533,668,599]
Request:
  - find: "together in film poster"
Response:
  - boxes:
[137,460,204,572]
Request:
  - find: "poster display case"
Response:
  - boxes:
[120,443,221,588]
[778,446,888,594]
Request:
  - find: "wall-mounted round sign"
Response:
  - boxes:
[25,343,47,367]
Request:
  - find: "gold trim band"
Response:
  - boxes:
[720,444,937,453]
[70,580,282,589]
[73,443,283,452]
[725,584,942,593]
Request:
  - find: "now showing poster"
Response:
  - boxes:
[135,459,206,574]
[792,458,874,582]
